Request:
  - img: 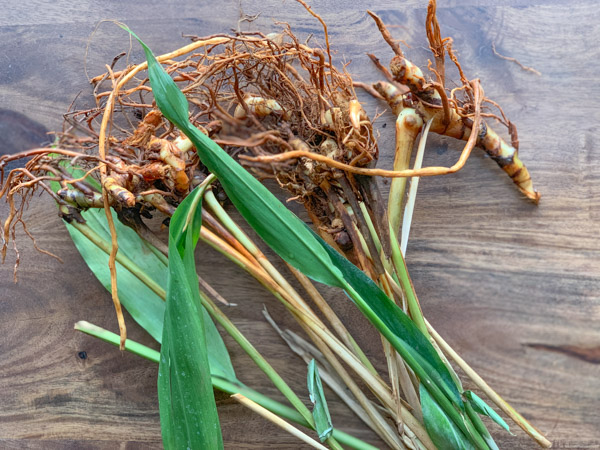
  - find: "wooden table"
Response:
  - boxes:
[1,1,598,448]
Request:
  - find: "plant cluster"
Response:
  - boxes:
[0,1,549,449]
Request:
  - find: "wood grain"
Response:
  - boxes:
[1,1,599,448]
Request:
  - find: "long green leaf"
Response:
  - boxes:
[127,28,487,445]
[58,168,230,448]
[317,229,461,406]
[127,25,457,400]
[159,185,223,449]
[59,172,235,382]
[66,207,166,342]
[421,383,475,450]
[307,359,333,442]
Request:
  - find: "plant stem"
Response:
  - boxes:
[260,280,415,448]
[215,379,376,450]
[357,202,384,262]
[341,193,422,425]
[343,283,489,450]
[400,118,433,256]
[388,109,423,235]
[287,264,377,375]
[74,321,376,450]
[389,226,429,338]
[268,321,435,450]
[233,394,329,450]
[199,290,344,450]
[284,304,407,449]
[203,191,392,402]
[205,189,324,324]
[204,178,442,448]
[66,215,167,299]
[379,275,423,424]
[75,320,161,361]
[327,181,420,429]
[199,292,313,422]
[426,320,552,448]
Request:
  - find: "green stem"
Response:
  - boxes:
[388,225,429,338]
[358,201,382,256]
[205,190,377,379]
[199,290,344,450]
[75,320,375,450]
[343,283,488,450]
[288,265,378,376]
[204,189,258,253]
[199,291,313,424]
[359,204,462,395]
[75,320,161,361]
[357,202,401,294]
[465,402,497,450]
[215,378,371,450]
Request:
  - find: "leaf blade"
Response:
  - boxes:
[158,186,223,449]
[133,27,460,402]
[307,360,333,442]
[421,383,476,450]
[317,230,463,406]
[128,28,344,289]
[65,208,166,342]
[465,390,512,435]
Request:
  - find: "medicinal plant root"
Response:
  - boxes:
[0,1,549,448]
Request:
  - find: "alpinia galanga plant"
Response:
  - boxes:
[0,1,549,448]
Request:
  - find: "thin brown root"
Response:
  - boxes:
[294,0,333,86]
[98,61,127,350]
[492,43,542,76]
[425,0,447,85]
[367,11,404,57]
[429,81,450,125]
[20,219,63,264]
[241,79,482,180]
[367,53,395,83]
[353,81,384,100]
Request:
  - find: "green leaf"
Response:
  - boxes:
[465,391,512,435]
[65,207,235,380]
[167,177,206,256]
[65,208,166,342]
[465,401,499,450]
[159,185,223,450]
[56,160,233,447]
[58,162,235,382]
[307,360,333,442]
[50,163,166,342]
[421,383,475,450]
[316,228,462,407]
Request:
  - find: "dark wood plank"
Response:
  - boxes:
[1,1,598,448]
